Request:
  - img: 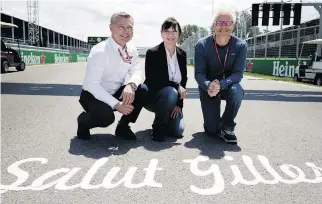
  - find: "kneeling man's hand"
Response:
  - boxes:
[208,80,221,97]
[120,84,135,105]
[115,102,134,115]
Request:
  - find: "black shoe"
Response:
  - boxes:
[151,126,166,142]
[115,123,136,140]
[170,134,184,139]
[77,112,90,140]
[219,129,237,144]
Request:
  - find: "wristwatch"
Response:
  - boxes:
[128,82,137,91]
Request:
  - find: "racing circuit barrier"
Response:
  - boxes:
[245,58,310,77]
[20,47,311,79]
[187,57,310,78]
[19,49,88,65]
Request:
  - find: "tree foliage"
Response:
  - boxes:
[234,10,263,38]
[178,10,267,46]
[178,24,209,45]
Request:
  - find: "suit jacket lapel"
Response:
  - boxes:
[159,42,170,80]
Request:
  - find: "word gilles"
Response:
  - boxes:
[1,155,321,195]
[183,155,322,195]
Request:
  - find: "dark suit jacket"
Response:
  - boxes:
[144,42,188,108]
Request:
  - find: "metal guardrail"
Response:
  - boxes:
[1,37,90,54]
[248,34,318,50]
[5,42,70,53]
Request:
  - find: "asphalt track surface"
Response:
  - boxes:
[1,59,322,204]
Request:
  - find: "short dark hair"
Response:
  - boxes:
[161,17,182,36]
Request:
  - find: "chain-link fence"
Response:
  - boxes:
[179,29,211,64]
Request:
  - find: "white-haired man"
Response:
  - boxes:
[194,10,247,144]
[77,12,148,140]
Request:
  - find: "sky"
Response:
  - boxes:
[1,0,320,47]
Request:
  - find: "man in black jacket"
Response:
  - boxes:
[144,17,188,142]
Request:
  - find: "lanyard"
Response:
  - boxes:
[214,35,231,75]
[118,47,132,64]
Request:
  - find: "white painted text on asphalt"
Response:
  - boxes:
[1,155,321,194]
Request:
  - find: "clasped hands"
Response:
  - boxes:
[115,84,135,115]
[114,84,188,118]
[208,79,221,97]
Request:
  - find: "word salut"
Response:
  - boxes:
[1,155,321,195]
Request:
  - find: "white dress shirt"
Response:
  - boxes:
[165,47,181,84]
[82,37,142,108]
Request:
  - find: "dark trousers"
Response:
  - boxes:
[145,86,185,137]
[78,84,148,129]
[199,83,244,134]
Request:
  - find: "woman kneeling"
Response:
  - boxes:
[144,17,188,142]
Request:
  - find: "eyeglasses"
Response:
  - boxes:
[214,21,234,26]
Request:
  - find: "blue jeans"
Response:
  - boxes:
[145,86,185,137]
[199,83,244,134]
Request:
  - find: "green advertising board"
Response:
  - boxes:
[188,57,311,78]
[20,49,88,65]
[87,36,109,45]
[245,58,310,78]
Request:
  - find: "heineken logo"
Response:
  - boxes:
[272,61,306,77]
[77,55,87,62]
[21,52,41,65]
[54,54,69,64]
[19,50,89,65]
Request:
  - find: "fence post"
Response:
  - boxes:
[279,17,282,59]
[296,25,300,59]
[265,27,268,59]
[253,32,256,58]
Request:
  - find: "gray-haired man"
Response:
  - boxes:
[194,9,247,144]
[77,12,148,140]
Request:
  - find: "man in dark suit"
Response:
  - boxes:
[144,17,188,142]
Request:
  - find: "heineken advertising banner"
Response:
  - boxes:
[20,49,88,65]
[245,58,310,78]
[187,58,310,78]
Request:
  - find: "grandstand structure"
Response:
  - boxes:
[246,18,321,59]
[1,12,91,54]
